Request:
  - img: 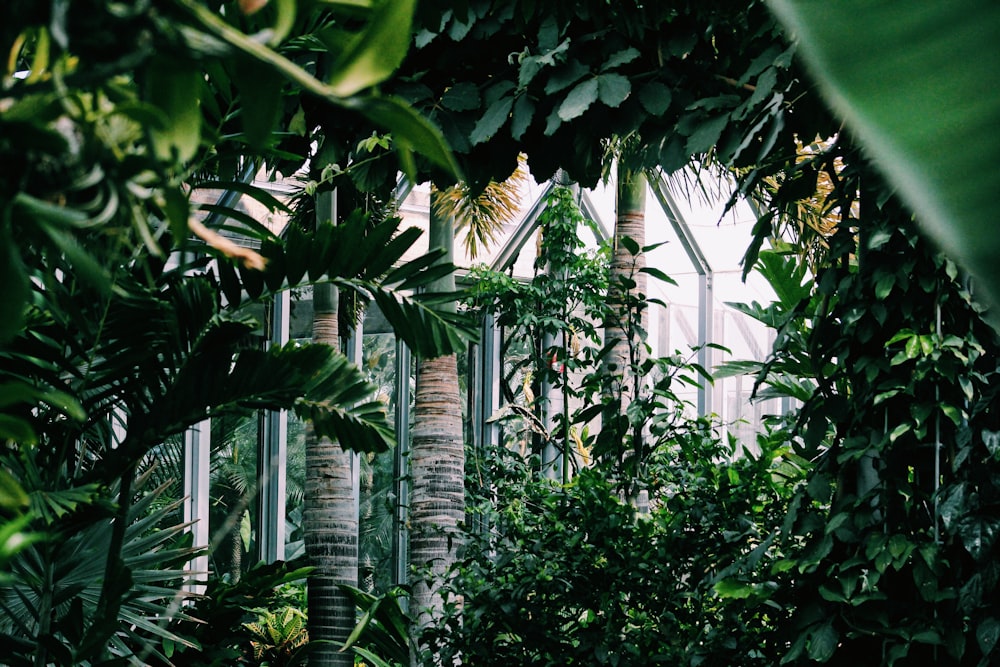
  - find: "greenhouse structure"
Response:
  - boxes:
[182,169,785,588]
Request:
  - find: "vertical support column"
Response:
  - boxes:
[477,313,501,452]
[345,327,362,538]
[258,290,290,563]
[184,420,211,589]
[696,273,714,416]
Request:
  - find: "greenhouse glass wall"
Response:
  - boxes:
[182,168,787,586]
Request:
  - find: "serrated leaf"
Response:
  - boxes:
[597,73,631,108]
[545,60,590,95]
[558,78,599,121]
[470,96,514,145]
[603,47,640,70]
[685,114,729,155]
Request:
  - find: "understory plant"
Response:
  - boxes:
[424,428,807,667]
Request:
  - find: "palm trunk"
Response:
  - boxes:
[305,192,357,667]
[409,200,464,651]
[604,163,647,493]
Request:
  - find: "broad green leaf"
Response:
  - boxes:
[766,0,1000,314]
[145,56,202,164]
[685,114,729,156]
[638,81,672,116]
[808,620,839,662]
[978,617,1000,656]
[440,82,481,111]
[345,96,461,179]
[958,515,1000,562]
[603,47,640,70]
[597,73,631,108]
[327,0,417,97]
[470,95,514,146]
[230,55,286,149]
[558,78,599,121]
[713,579,755,599]
[511,94,535,141]
[177,0,460,181]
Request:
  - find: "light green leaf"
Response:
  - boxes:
[558,78,599,121]
[345,96,461,179]
[766,0,1000,313]
[327,0,417,97]
[714,579,755,599]
[145,56,202,164]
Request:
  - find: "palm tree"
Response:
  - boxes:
[603,156,649,496]
[409,171,524,646]
[409,201,465,636]
[303,190,358,667]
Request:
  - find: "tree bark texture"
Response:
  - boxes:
[305,281,357,667]
[605,165,648,400]
[409,353,465,631]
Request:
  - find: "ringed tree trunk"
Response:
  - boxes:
[305,191,358,667]
[409,199,464,649]
[604,162,647,492]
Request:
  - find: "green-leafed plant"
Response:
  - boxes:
[340,585,413,667]
[246,606,309,666]
[0,471,201,665]
[425,433,806,667]
[156,558,311,666]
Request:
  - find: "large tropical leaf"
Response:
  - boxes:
[766,0,1000,311]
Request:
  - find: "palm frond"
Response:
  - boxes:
[433,160,528,258]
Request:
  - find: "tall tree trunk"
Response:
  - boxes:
[305,191,357,667]
[409,200,464,654]
[604,163,647,494]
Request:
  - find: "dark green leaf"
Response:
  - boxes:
[638,81,672,116]
[441,82,481,111]
[808,620,838,662]
[558,78,599,121]
[596,73,631,108]
[470,96,514,145]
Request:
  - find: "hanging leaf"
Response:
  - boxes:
[0,230,28,344]
[558,78,599,121]
[766,0,1000,312]
[470,95,514,146]
[145,56,202,164]
[638,81,672,116]
[327,0,417,97]
[596,73,631,108]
